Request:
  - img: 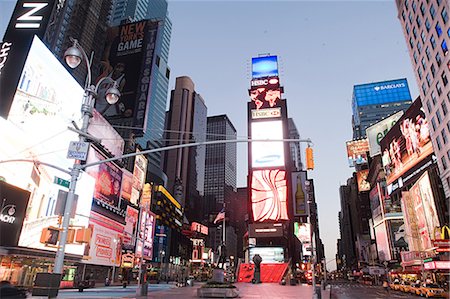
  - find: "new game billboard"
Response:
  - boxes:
[95,20,158,135]
[346,139,369,167]
[251,169,288,222]
[366,111,404,157]
[380,100,432,185]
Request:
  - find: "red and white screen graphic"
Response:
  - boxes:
[251,169,288,222]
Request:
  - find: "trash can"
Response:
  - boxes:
[32,273,62,298]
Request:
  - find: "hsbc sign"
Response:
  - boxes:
[251,108,281,119]
[250,77,280,88]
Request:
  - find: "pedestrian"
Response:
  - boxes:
[383,280,389,293]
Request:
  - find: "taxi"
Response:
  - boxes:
[399,281,411,293]
[408,283,421,296]
[390,280,401,291]
[419,283,445,298]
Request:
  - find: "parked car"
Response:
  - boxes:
[419,283,445,298]
[390,280,401,291]
[399,281,411,293]
[409,283,421,295]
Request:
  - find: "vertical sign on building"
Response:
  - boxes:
[0,0,55,117]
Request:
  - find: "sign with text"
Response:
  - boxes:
[346,139,369,167]
[67,141,90,161]
[366,111,403,157]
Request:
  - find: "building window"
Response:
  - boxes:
[436,135,442,150]
[412,1,417,12]
[421,31,427,43]
[437,109,443,123]
[409,12,414,24]
[413,26,418,39]
[442,40,449,56]
[432,91,437,104]
[442,7,449,23]
[414,51,418,63]
[426,46,432,61]
[426,73,432,87]
[406,22,411,34]
[442,129,448,144]
[443,71,449,86]
[437,81,443,95]
[402,10,407,21]
[425,18,431,31]
[404,0,408,10]
[436,52,442,66]
[416,15,422,27]
[418,67,423,79]
[431,117,437,131]
[436,23,443,36]
[422,57,427,70]
[430,4,436,19]
[409,37,414,49]
[422,82,427,94]
[431,63,436,77]
[442,156,448,170]
[430,35,437,49]
[427,100,432,113]
[155,55,160,67]
[418,41,423,53]
[420,2,426,15]
[165,68,170,79]
[443,101,448,116]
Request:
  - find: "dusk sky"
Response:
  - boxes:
[0,0,420,271]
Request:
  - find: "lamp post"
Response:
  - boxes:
[53,38,121,275]
[305,180,318,299]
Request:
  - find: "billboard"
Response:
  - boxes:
[130,151,148,205]
[136,210,156,260]
[249,247,284,263]
[251,169,288,222]
[121,169,133,202]
[366,111,404,157]
[252,56,278,78]
[251,120,285,168]
[0,181,30,246]
[346,139,369,167]
[87,109,124,158]
[356,169,370,192]
[388,219,408,251]
[374,222,391,261]
[380,100,433,185]
[354,79,411,107]
[292,171,307,216]
[95,20,159,135]
[123,205,139,250]
[294,222,311,244]
[0,0,55,118]
[401,191,422,251]
[249,87,282,110]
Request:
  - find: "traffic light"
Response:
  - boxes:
[306,146,314,170]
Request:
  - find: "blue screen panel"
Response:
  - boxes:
[252,56,278,78]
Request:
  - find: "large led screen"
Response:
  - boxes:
[346,139,369,167]
[294,222,311,244]
[95,20,159,135]
[252,56,278,78]
[249,87,282,110]
[251,120,285,168]
[356,169,370,192]
[251,169,288,222]
[292,171,307,216]
[380,100,432,185]
[401,191,422,251]
[249,247,284,263]
[374,222,391,261]
[366,111,404,157]
[388,219,408,251]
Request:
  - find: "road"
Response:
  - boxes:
[330,281,420,299]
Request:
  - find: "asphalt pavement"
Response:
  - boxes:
[330,281,421,299]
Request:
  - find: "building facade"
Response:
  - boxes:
[288,118,303,171]
[352,78,413,139]
[395,0,450,198]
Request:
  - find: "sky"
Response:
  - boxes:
[0,0,420,271]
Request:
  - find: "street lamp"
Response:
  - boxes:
[53,38,121,276]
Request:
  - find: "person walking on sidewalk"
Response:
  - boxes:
[383,280,389,294]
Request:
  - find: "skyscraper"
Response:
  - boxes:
[288,118,303,171]
[395,0,450,198]
[110,0,172,174]
[352,78,412,139]
[163,76,207,222]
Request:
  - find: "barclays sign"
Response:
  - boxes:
[373,83,406,91]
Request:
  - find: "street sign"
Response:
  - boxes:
[54,176,70,188]
[67,141,90,161]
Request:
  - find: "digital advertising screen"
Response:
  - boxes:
[380,100,432,185]
[401,191,422,251]
[249,247,284,264]
[374,222,391,261]
[249,87,282,110]
[346,139,369,167]
[130,151,148,205]
[136,210,156,260]
[251,120,285,168]
[250,76,280,90]
[123,205,139,250]
[87,109,124,158]
[95,20,159,135]
[292,172,307,216]
[388,219,408,251]
[356,169,370,192]
[294,222,311,244]
[252,56,278,78]
[366,111,404,157]
[251,169,288,222]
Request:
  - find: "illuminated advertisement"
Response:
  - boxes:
[415,172,440,235]
[380,100,433,185]
[251,169,288,222]
[95,20,159,135]
[130,151,148,205]
[87,109,124,158]
[121,169,133,202]
[250,76,280,90]
[366,111,404,157]
[251,107,281,119]
[356,169,370,192]
[249,247,284,263]
[294,222,311,244]
[136,210,156,260]
[251,120,285,168]
[249,223,284,238]
[252,56,278,78]
[0,1,55,118]
[292,171,307,216]
[374,222,391,261]
[83,212,123,266]
[249,87,282,110]
[388,219,408,251]
[370,183,382,220]
[123,205,139,250]
[401,191,422,251]
[346,139,369,167]
[86,148,123,208]
[0,181,30,246]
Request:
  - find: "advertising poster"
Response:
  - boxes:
[366,111,404,157]
[388,219,408,251]
[123,205,139,250]
[95,20,159,135]
[130,151,148,205]
[356,169,370,192]
[410,181,432,250]
[0,181,30,246]
[416,172,440,236]
[380,100,432,185]
[251,169,288,222]
[401,191,422,251]
[294,222,311,244]
[83,212,124,266]
[87,109,124,158]
[251,120,285,168]
[374,222,391,261]
[370,183,382,220]
[121,169,133,202]
[249,247,284,263]
[292,171,307,216]
[346,139,369,167]
[136,210,156,260]
[86,148,123,208]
